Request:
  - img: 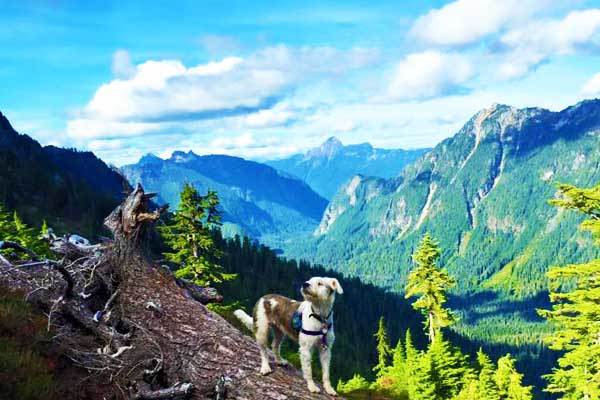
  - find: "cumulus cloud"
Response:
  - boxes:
[497,9,600,79]
[581,72,600,97]
[410,0,545,46]
[111,49,135,79]
[68,45,378,140]
[385,51,473,101]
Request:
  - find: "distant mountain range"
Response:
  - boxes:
[290,100,600,295]
[121,151,328,247]
[0,112,127,236]
[266,137,430,199]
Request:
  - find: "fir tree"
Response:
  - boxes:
[405,233,456,343]
[408,352,437,400]
[495,354,532,400]
[373,317,391,378]
[160,184,235,286]
[428,333,473,399]
[476,349,500,400]
[538,182,600,400]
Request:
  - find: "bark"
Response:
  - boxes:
[1,184,340,399]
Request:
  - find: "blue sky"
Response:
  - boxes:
[2,0,600,165]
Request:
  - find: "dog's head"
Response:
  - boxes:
[301,277,343,305]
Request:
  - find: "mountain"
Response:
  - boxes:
[0,111,128,235]
[121,151,328,246]
[283,100,600,385]
[294,100,600,294]
[266,137,430,199]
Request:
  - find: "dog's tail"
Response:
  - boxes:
[234,309,254,331]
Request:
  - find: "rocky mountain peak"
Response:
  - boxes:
[170,150,198,163]
[138,153,163,166]
[307,136,344,159]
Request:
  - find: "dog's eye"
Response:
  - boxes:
[318,282,322,286]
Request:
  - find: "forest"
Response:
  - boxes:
[0,181,598,399]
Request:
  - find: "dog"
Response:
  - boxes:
[234,277,343,396]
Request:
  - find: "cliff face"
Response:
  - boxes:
[291,100,600,296]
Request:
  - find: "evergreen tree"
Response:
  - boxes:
[495,354,533,400]
[538,182,600,400]
[476,349,500,400]
[428,333,473,399]
[160,184,235,286]
[373,317,391,378]
[405,233,456,343]
[408,352,437,400]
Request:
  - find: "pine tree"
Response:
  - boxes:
[495,354,532,400]
[428,333,473,398]
[160,184,235,286]
[373,317,391,378]
[405,233,456,343]
[538,182,600,400]
[476,349,500,400]
[408,351,437,400]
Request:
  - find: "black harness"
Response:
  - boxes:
[297,306,333,347]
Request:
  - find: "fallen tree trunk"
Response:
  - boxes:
[1,184,339,399]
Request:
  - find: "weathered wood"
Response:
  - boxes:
[1,185,341,399]
[134,383,194,400]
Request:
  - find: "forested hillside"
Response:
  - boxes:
[296,100,600,296]
[0,112,127,236]
[267,137,430,200]
[122,151,327,247]
[280,100,600,397]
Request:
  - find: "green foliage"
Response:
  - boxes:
[405,233,456,343]
[160,184,235,286]
[538,182,600,399]
[0,286,55,400]
[0,204,51,259]
[373,317,391,377]
[337,374,372,394]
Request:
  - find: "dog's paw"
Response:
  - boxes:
[259,365,272,375]
[276,358,289,366]
[324,385,338,396]
[307,383,321,393]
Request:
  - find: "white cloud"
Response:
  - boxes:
[581,72,600,97]
[385,51,473,101]
[68,45,378,140]
[410,0,545,46]
[111,49,135,79]
[497,9,600,79]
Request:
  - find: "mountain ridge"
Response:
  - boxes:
[267,136,430,199]
[121,151,328,247]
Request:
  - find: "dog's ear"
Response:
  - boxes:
[330,278,343,294]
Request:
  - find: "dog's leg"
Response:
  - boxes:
[299,338,320,393]
[271,328,288,366]
[319,346,337,396]
[255,300,272,375]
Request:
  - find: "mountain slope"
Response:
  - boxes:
[292,100,600,295]
[267,137,430,199]
[121,151,328,247]
[0,112,127,235]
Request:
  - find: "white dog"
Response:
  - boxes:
[234,277,343,396]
